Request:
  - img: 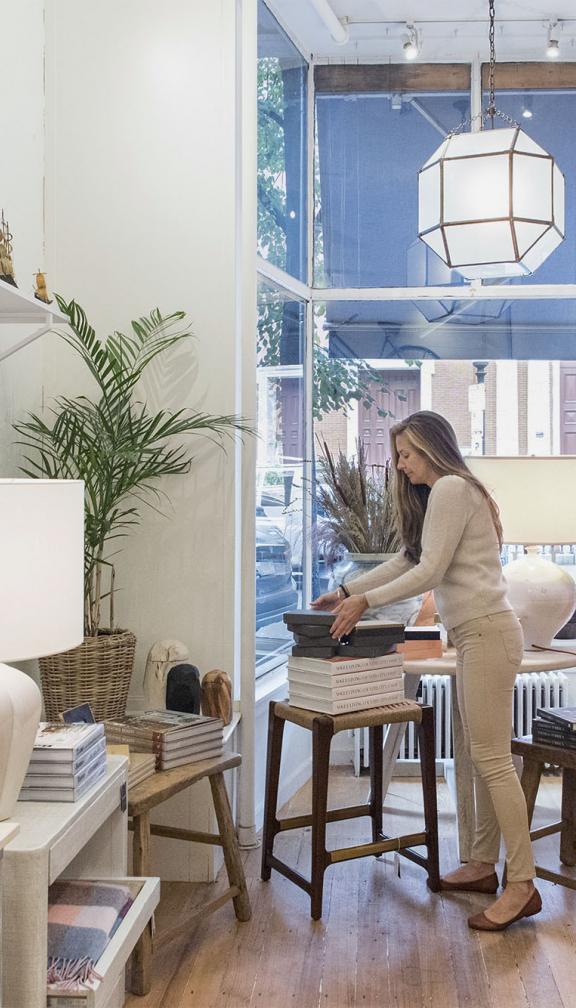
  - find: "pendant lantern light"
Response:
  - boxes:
[417,1,565,280]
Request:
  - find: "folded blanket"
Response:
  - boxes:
[47,880,134,989]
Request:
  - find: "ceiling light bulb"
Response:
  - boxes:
[522,106,533,118]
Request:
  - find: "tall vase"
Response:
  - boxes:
[330,552,422,625]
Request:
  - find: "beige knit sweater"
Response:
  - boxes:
[345,474,511,631]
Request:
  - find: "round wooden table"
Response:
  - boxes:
[382,643,576,861]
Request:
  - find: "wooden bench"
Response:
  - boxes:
[128,752,251,995]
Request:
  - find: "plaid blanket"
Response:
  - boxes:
[47,880,134,989]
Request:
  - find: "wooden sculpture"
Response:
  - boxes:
[201,669,233,725]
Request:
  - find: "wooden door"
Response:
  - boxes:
[359,370,420,466]
[560,363,576,454]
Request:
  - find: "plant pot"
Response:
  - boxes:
[330,552,422,626]
[39,629,136,721]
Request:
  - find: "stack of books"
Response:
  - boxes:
[20,722,107,802]
[103,710,224,770]
[284,611,405,658]
[397,626,443,660]
[288,651,405,714]
[107,745,157,789]
[532,706,576,750]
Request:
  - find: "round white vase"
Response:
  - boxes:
[330,552,422,625]
[504,549,576,649]
[0,663,42,821]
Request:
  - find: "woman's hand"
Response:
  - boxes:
[330,595,369,638]
[310,590,340,611]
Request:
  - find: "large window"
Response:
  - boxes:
[257,1,308,282]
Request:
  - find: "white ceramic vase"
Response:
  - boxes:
[0,663,42,820]
[330,552,422,625]
[504,549,576,649]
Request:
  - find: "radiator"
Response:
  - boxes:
[353,670,569,774]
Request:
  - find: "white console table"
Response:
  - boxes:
[1,756,159,1008]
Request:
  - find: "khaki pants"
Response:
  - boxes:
[451,610,536,882]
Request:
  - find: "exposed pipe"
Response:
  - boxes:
[310,0,349,45]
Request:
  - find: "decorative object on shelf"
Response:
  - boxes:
[201,669,233,725]
[143,639,190,709]
[14,297,254,720]
[33,270,52,304]
[466,456,576,648]
[316,437,400,564]
[166,664,201,714]
[418,0,565,280]
[0,209,17,286]
[0,478,84,820]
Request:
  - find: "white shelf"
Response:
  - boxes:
[0,278,66,324]
[0,821,18,850]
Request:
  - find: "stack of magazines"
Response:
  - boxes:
[532,706,576,749]
[288,651,405,714]
[20,722,107,802]
[103,710,224,769]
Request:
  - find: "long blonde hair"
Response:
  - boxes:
[390,411,503,562]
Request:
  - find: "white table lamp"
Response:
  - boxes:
[0,479,84,820]
[466,457,576,649]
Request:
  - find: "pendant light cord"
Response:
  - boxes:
[487,0,496,126]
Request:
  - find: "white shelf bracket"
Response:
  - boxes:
[0,322,54,363]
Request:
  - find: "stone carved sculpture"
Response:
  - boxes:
[143,639,190,710]
[201,669,233,725]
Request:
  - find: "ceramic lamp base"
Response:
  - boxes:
[0,663,42,820]
[504,551,576,649]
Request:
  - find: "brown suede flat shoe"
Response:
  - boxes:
[440,872,499,894]
[468,887,542,931]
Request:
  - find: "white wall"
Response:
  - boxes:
[0,0,46,472]
[43,0,251,695]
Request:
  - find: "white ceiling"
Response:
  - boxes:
[266,0,576,62]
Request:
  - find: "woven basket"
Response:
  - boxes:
[39,630,136,721]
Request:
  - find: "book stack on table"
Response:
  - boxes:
[532,706,576,750]
[284,611,406,714]
[103,710,224,770]
[20,722,107,802]
[397,626,443,659]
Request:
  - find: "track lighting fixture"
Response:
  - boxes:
[546,22,560,58]
[402,24,419,60]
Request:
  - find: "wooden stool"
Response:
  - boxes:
[509,736,576,890]
[128,752,251,995]
[261,699,440,919]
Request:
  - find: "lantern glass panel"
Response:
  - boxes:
[447,128,514,158]
[443,154,509,223]
[512,154,552,221]
[446,220,515,267]
[421,138,449,170]
[514,130,549,158]
[521,226,563,272]
[422,227,447,259]
[514,221,549,258]
[418,163,441,233]
[553,163,565,231]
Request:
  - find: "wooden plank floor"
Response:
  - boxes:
[125,769,576,1008]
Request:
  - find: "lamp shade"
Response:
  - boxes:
[418,127,565,280]
[465,456,576,544]
[0,479,84,661]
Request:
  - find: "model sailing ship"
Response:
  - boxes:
[0,209,17,286]
[33,270,52,304]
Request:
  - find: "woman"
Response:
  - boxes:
[311,410,540,931]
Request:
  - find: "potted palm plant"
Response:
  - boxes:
[317,438,421,623]
[14,296,252,720]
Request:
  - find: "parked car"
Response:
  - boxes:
[255,506,298,629]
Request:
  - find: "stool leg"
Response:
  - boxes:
[503,758,542,887]
[418,705,441,892]
[261,701,285,882]
[210,772,252,922]
[130,812,153,996]
[311,716,334,920]
[369,724,384,851]
[560,768,576,867]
